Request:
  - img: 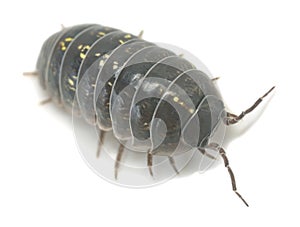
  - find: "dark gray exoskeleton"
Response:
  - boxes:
[32,24,275,207]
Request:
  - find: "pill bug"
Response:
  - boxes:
[26,23,275,207]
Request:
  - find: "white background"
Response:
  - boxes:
[1,0,300,226]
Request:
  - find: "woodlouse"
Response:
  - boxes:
[25,24,275,206]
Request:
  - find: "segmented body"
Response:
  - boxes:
[37,23,225,156]
[35,23,274,206]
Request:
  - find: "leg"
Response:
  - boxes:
[39,98,52,105]
[147,150,154,177]
[211,77,220,82]
[168,156,179,174]
[198,148,217,160]
[138,30,144,39]
[226,112,238,118]
[226,86,275,125]
[96,130,106,158]
[23,71,38,76]
[208,143,249,207]
[114,144,125,180]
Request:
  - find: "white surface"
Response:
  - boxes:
[1,0,299,226]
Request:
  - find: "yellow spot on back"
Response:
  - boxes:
[173,97,179,102]
[124,34,131,39]
[80,45,90,59]
[60,41,66,51]
[65,37,73,42]
[108,81,113,86]
[119,39,125,44]
[78,44,83,50]
[68,78,74,86]
[98,32,106,37]
[95,53,101,57]
[69,86,76,91]
[189,109,195,114]
[99,60,105,66]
